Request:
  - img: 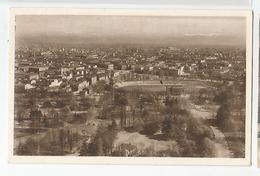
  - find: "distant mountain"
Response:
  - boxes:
[15,34,245,49]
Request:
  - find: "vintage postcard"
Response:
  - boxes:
[9,8,252,165]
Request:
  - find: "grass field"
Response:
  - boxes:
[116,80,217,92]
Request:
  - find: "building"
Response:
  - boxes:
[29,73,39,80]
[108,64,114,70]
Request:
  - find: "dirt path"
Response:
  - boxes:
[188,101,233,157]
[210,126,233,157]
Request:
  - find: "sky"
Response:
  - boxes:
[15,15,247,48]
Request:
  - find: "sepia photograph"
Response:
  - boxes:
[9,9,252,165]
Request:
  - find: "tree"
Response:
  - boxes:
[16,109,25,122]
[164,96,178,108]
[96,137,104,156]
[55,100,65,108]
[42,114,48,127]
[178,138,197,157]
[142,122,160,135]
[140,94,154,104]
[108,119,117,130]
[79,141,89,156]
[92,80,106,94]
[28,98,36,107]
[221,118,238,132]
[43,101,52,108]
[120,106,127,128]
[69,98,78,111]
[59,129,65,154]
[104,84,112,92]
[162,117,172,134]
[161,117,186,140]
[109,77,114,87]
[216,103,231,126]
[16,138,38,155]
[67,129,73,152]
[214,88,233,105]
[102,130,117,155]
[200,137,215,157]
[114,95,128,106]
[71,84,78,92]
[60,106,71,121]
[29,109,43,128]
[79,97,93,110]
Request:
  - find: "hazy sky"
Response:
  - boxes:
[15,15,246,47]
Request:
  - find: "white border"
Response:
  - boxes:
[255,12,260,167]
[8,8,252,166]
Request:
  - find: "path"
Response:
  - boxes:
[210,126,233,157]
[187,101,233,157]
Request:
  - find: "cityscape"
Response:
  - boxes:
[14,15,247,158]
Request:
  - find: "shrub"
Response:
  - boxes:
[81,125,118,156]
[178,138,198,157]
[200,137,216,157]
[221,119,238,132]
[227,139,245,158]
[16,138,38,155]
[112,143,138,156]
[142,122,160,135]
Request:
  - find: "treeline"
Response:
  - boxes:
[143,97,216,157]
[214,83,245,157]
[80,93,217,157]
[16,128,80,156]
[80,120,117,156]
[215,85,245,133]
